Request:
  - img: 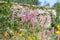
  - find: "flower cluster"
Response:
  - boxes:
[0,3,57,40]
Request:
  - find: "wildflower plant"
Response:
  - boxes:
[0,1,57,40]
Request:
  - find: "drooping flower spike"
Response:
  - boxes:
[31,19,34,29]
[51,27,54,35]
[33,10,38,20]
[21,15,26,22]
[12,12,14,20]
[25,12,31,21]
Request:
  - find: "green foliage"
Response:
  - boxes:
[2,0,12,3]
[0,3,12,33]
[13,0,38,5]
[56,2,60,23]
[0,1,40,36]
[52,2,60,27]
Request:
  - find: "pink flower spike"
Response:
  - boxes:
[31,20,34,29]
[26,12,31,21]
[33,10,38,20]
[21,16,26,22]
[51,27,54,35]
[34,10,38,13]
[12,13,14,20]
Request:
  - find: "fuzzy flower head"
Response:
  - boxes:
[57,25,60,30]
[57,25,60,28]
[18,33,23,37]
[56,31,60,35]
[28,37,33,40]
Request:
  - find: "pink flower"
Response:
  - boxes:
[33,10,38,20]
[12,13,14,20]
[21,16,26,22]
[51,27,54,35]
[26,12,31,21]
[34,10,38,13]
[31,19,34,29]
